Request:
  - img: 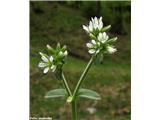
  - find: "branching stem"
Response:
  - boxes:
[72,56,94,100]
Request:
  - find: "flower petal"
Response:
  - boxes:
[88,49,96,54]
[64,50,68,56]
[89,21,93,31]
[107,46,117,54]
[59,51,64,56]
[98,33,103,41]
[51,65,57,72]
[38,62,48,68]
[91,40,96,45]
[102,32,107,38]
[43,67,49,74]
[86,43,93,48]
[98,17,103,30]
[94,17,98,29]
[83,25,89,32]
[49,56,54,62]
[41,56,48,62]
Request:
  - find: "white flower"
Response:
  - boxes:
[86,32,117,55]
[83,16,103,33]
[59,51,64,56]
[43,67,49,74]
[59,50,68,57]
[97,32,109,43]
[88,49,96,54]
[63,50,68,56]
[86,40,101,54]
[83,17,117,56]
[38,44,68,74]
[107,46,117,54]
[51,65,57,72]
[86,43,93,48]
[38,52,55,74]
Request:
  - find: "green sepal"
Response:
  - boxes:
[46,44,54,54]
[107,37,118,44]
[94,53,104,65]
[77,88,101,100]
[101,25,111,32]
[89,33,97,40]
[45,88,67,99]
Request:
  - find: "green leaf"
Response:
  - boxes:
[45,88,67,99]
[77,88,101,100]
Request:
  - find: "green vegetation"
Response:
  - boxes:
[30,1,130,120]
[30,56,130,120]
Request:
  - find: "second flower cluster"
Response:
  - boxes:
[83,17,117,55]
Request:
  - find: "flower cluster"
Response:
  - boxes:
[83,17,117,55]
[83,17,103,34]
[38,43,68,74]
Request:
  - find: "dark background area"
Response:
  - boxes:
[30,1,131,120]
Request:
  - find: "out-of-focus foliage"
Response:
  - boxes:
[30,1,131,62]
[63,1,131,34]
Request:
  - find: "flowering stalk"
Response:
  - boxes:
[38,16,117,120]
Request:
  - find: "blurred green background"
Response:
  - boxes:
[30,1,131,120]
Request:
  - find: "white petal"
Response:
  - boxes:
[64,50,68,56]
[49,56,54,62]
[98,17,103,30]
[108,46,117,54]
[38,62,48,68]
[94,17,98,29]
[98,33,103,41]
[98,22,103,30]
[95,17,98,24]
[41,56,48,62]
[88,49,96,54]
[106,35,109,40]
[83,25,89,32]
[59,51,64,56]
[99,16,102,21]
[86,43,93,48]
[46,44,52,50]
[51,65,57,72]
[91,17,94,22]
[103,32,107,38]
[89,21,93,31]
[43,67,49,74]
[39,52,43,56]
[91,40,96,45]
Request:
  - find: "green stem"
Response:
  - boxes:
[72,56,94,99]
[72,100,77,120]
[62,72,72,96]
